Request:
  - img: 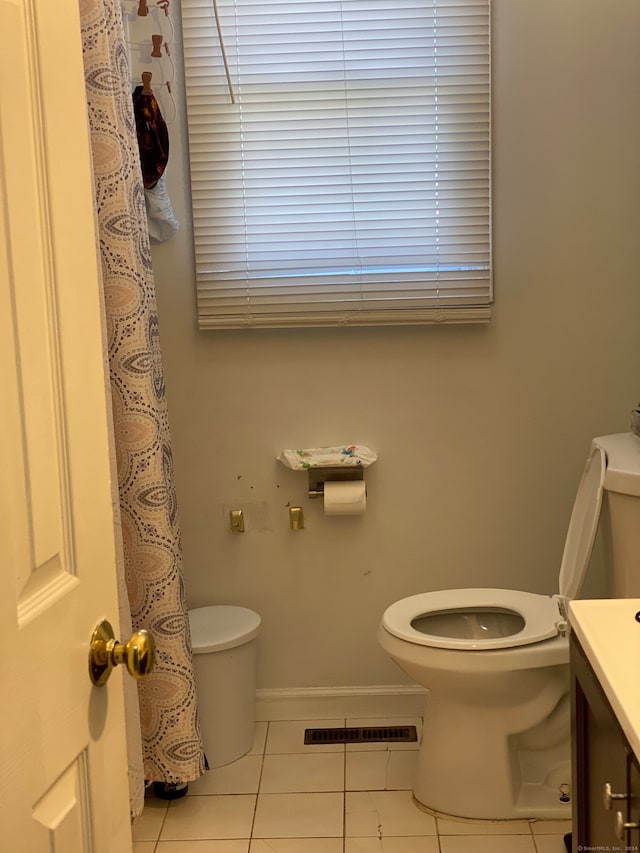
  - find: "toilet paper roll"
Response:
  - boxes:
[323,480,367,516]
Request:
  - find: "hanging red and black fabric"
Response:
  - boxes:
[132,85,169,189]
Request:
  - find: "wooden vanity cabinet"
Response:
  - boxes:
[630,759,640,849]
[571,632,640,851]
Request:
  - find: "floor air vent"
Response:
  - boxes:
[304,725,418,745]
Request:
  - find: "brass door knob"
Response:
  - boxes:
[614,810,640,841]
[603,782,629,810]
[89,619,155,686]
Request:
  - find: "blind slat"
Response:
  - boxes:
[182,0,492,329]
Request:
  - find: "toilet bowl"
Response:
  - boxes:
[378,432,640,820]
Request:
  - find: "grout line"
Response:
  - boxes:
[248,720,269,844]
[435,814,442,853]
[154,800,170,847]
[341,717,347,853]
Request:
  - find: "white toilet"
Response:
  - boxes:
[378,432,640,820]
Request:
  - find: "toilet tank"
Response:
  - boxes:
[592,432,640,597]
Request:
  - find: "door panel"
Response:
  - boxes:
[32,756,91,852]
[0,1,132,851]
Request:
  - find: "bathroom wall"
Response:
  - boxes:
[151,0,640,689]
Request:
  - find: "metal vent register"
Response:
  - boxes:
[304,725,418,745]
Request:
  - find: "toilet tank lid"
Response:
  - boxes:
[592,432,640,497]
[188,605,261,653]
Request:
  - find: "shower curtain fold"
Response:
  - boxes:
[79,0,205,811]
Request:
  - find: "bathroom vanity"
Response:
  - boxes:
[569,599,640,852]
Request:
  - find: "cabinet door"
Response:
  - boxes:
[572,637,629,849]
[627,757,640,849]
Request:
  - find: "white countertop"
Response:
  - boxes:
[569,598,640,760]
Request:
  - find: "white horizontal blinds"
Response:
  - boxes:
[182,0,491,329]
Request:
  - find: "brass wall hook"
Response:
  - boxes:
[289,507,304,530]
[230,509,245,533]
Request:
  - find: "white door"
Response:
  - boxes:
[0,1,133,851]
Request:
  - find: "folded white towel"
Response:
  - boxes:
[145,173,179,242]
[278,445,377,470]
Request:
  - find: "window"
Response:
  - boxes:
[181,0,491,329]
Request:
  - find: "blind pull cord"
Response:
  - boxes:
[212,0,236,104]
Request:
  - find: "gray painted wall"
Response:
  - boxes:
[150,0,640,688]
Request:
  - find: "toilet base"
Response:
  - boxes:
[414,743,572,820]
[413,683,572,820]
[412,793,571,823]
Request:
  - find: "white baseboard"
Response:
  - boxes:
[255,684,428,721]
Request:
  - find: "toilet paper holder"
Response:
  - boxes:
[307,466,364,499]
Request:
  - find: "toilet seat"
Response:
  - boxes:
[382,445,606,651]
[381,588,563,650]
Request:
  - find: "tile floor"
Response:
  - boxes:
[132,716,571,853]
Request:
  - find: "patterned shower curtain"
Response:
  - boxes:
[80,0,205,800]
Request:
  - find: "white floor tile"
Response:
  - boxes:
[157,843,249,852]
[131,800,168,841]
[345,838,440,852]
[437,817,531,835]
[533,836,570,853]
[346,751,416,791]
[189,754,263,795]
[261,752,345,793]
[344,718,422,751]
[253,792,344,838]
[440,835,537,853]
[160,794,256,841]
[265,719,346,754]
[250,840,343,852]
[345,790,437,838]
[153,716,569,853]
